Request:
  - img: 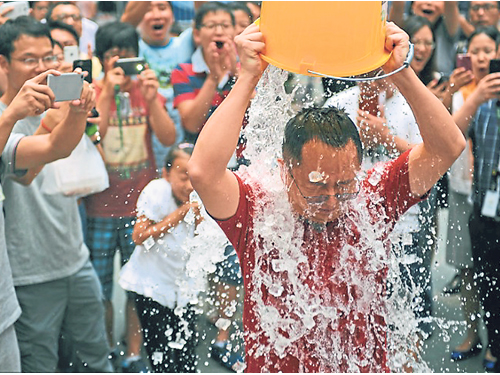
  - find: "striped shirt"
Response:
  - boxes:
[469,99,500,210]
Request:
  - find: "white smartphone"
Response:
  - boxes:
[47,73,84,102]
[0,1,29,20]
[63,46,79,64]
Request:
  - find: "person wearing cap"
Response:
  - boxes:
[187,22,465,372]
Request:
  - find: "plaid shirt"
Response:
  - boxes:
[469,99,500,210]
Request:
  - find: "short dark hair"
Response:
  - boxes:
[94,21,139,61]
[282,106,363,165]
[229,2,253,22]
[194,2,235,29]
[0,16,53,60]
[46,1,79,23]
[164,143,194,171]
[47,20,79,45]
[468,25,500,48]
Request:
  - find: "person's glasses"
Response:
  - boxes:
[288,168,360,204]
[54,53,64,63]
[54,13,82,22]
[199,23,233,31]
[471,4,498,12]
[412,39,436,49]
[11,55,59,68]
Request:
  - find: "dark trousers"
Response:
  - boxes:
[469,209,500,358]
[134,295,197,373]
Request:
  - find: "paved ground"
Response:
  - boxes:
[111,208,491,373]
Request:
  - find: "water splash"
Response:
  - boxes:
[236,66,432,372]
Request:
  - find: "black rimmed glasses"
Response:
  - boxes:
[288,168,360,204]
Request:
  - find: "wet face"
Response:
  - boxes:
[410,25,434,75]
[282,140,361,224]
[412,1,444,25]
[139,1,174,47]
[233,10,252,36]
[50,28,78,48]
[165,153,193,204]
[31,1,49,21]
[469,1,500,27]
[0,35,58,94]
[469,32,497,82]
[194,10,235,51]
[50,4,83,37]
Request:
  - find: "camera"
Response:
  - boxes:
[73,59,92,83]
[115,57,146,76]
[490,59,500,74]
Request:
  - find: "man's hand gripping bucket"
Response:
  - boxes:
[257,1,414,82]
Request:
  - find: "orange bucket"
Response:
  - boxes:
[258,1,391,77]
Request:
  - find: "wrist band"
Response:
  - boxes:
[40,119,51,133]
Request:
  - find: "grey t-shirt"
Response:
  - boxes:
[0,103,89,286]
[0,193,21,335]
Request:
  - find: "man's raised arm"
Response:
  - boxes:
[188,24,267,220]
[384,23,465,197]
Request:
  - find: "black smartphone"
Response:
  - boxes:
[490,59,500,74]
[437,74,449,86]
[73,59,92,83]
[115,57,146,76]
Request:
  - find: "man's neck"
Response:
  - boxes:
[1,87,19,106]
[144,35,171,48]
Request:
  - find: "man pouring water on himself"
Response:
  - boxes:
[188,19,465,372]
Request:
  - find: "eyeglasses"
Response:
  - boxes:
[11,55,59,68]
[54,13,82,22]
[199,23,233,31]
[412,39,436,49]
[54,53,64,63]
[288,168,360,204]
[471,4,498,12]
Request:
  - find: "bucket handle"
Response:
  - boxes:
[307,43,414,82]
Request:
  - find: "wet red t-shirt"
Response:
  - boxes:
[216,150,425,373]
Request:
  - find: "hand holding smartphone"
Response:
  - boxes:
[0,1,29,20]
[73,59,92,83]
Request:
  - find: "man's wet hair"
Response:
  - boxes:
[48,20,79,45]
[194,2,235,29]
[95,21,139,61]
[282,106,363,164]
[0,16,53,60]
[164,143,194,172]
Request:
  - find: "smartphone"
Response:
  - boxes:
[115,57,146,76]
[456,54,472,72]
[47,73,84,102]
[73,59,92,83]
[63,46,79,64]
[0,1,29,20]
[437,74,449,86]
[490,59,500,74]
